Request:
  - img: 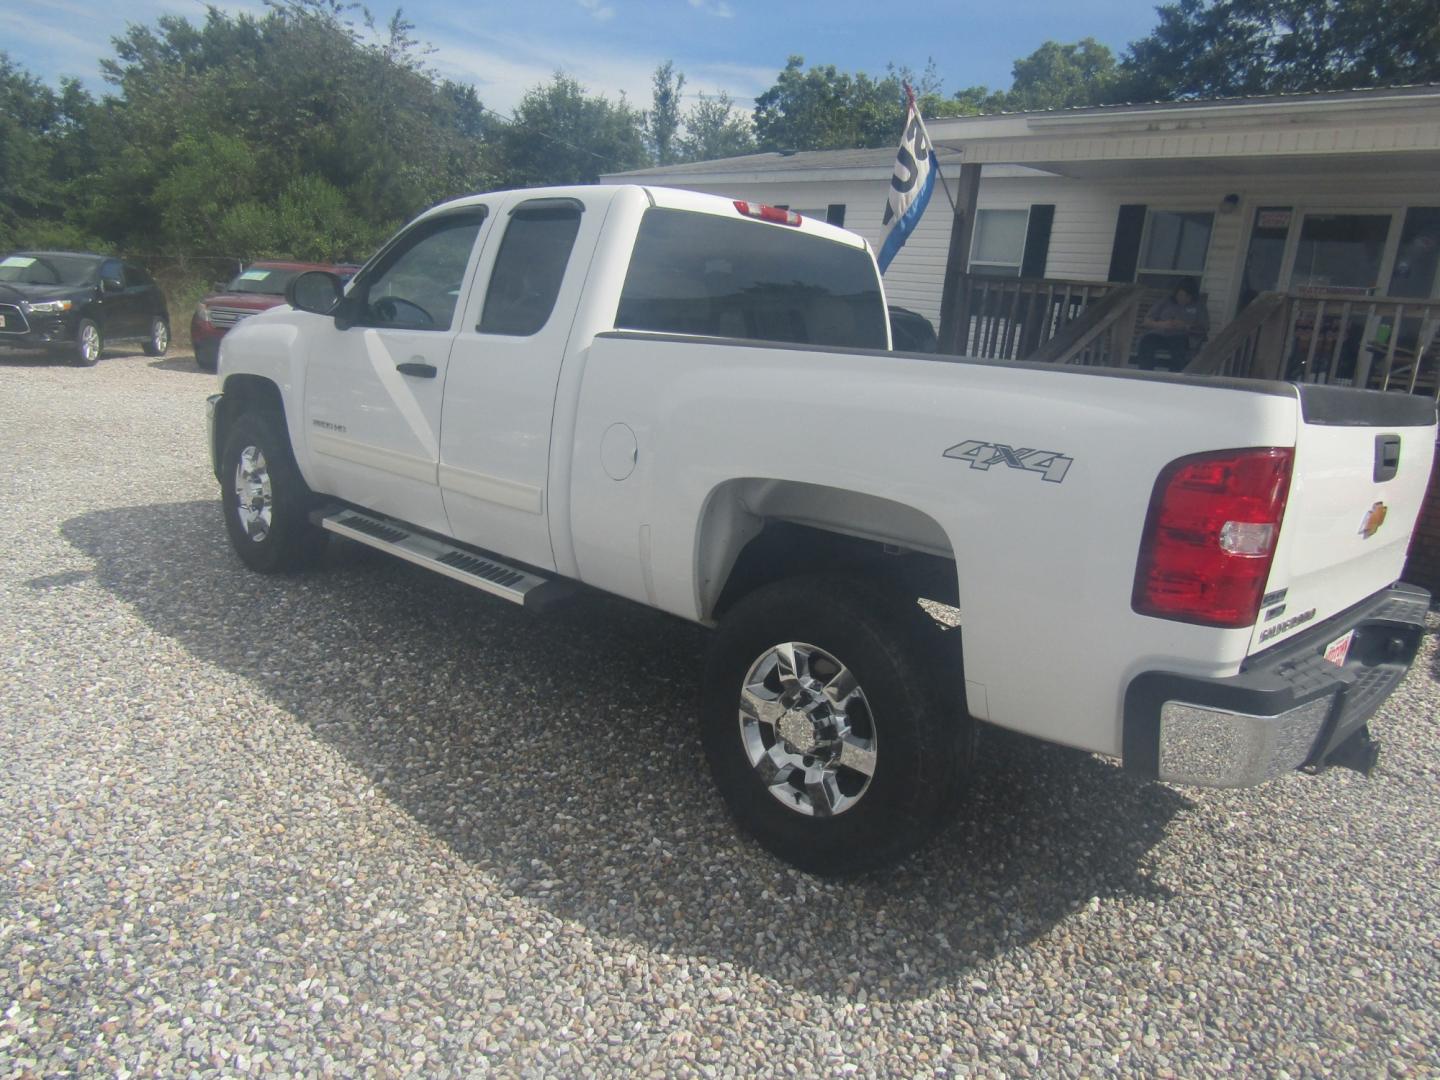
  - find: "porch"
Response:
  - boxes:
[939,273,1440,399]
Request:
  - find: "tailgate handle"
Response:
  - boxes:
[1374,434,1401,482]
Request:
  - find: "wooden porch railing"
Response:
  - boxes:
[940,274,1120,361]
[1187,291,1440,400]
[1026,284,1144,367]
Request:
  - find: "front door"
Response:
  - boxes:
[301,206,491,533]
[438,194,600,570]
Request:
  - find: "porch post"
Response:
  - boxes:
[936,162,982,355]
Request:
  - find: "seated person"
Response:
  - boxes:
[1137,278,1208,371]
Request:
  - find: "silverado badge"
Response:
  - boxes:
[1359,501,1388,539]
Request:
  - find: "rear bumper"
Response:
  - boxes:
[1123,582,1430,787]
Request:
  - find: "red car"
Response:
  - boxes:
[191,260,359,370]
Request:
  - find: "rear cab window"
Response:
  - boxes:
[615,208,888,349]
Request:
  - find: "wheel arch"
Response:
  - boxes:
[695,478,961,621]
[212,374,290,483]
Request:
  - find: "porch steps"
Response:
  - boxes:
[314,507,575,611]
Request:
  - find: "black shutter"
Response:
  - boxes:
[826,204,846,227]
[1107,204,1147,283]
[1020,204,1054,278]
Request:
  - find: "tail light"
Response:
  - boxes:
[1133,447,1294,628]
[733,201,802,227]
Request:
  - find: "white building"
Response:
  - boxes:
[604,85,1440,350]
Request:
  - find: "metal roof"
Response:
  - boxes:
[605,146,966,180]
[937,82,1440,123]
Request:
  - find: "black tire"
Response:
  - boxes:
[194,340,219,372]
[701,575,972,875]
[142,315,170,357]
[219,410,327,573]
[73,318,102,366]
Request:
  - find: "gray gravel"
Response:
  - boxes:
[1,345,1438,1078]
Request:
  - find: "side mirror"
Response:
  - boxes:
[286,271,344,317]
[102,277,123,293]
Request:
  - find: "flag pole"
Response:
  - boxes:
[905,82,957,214]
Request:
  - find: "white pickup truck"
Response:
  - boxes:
[206,185,1436,874]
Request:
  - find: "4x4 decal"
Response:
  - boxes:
[943,440,1074,483]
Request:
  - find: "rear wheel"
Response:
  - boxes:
[701,575,972,875]
[142,316,170,357]
[219,410,326,572]
[73,319,102,366]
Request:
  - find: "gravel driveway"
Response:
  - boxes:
[2,347,1438,1077]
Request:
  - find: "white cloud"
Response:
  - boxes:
[687,0,735,16]
[426,30,772,116]
[577,0,616,21]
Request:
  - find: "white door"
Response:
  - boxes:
[439,194,603,570]
[302,206,491,533]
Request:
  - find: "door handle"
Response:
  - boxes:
[396,361,437,378]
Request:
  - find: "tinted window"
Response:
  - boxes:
[616,208,887,349]
[125,265,153,287]
[479,202,583,336]
[358,210,485,331]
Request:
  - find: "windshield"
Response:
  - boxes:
[224,265,307,295]
[0,253,101,286]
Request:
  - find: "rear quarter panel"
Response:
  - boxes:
[566,338,1304,757]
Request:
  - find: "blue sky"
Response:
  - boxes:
[11,0,1162,115]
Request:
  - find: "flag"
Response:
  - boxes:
[877,88,939,274]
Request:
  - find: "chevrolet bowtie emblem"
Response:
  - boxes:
[1359,501,1388,539]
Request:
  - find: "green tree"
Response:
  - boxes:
[948,38,1119,115]
[677,91,756,162]
[1118,0,1440,100]
[83,0,493,256]
[752,56,905,151]
[0,55,97,248]
[646,61,686,166]
[501,73,649,186]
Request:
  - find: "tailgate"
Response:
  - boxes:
[1251,386,1437,654]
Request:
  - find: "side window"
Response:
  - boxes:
[124,264,152,288]
[479,201,583,336]
[100,259,123,289]
[356,210,486,331]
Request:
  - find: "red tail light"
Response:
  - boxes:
[733,200,802,226]
[1133,447,1294,628]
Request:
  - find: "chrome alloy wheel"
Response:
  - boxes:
[233,446,273,542]
[79,323,101,363]
[152,319,169,352]
[738,641,878,818]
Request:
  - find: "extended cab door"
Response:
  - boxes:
[438,194,602,570]
[301,206,491,534]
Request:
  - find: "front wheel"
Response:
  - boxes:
[219,410,327,572]
[701,576,972,875]
[142,316,170,357]
[73,319,102,366]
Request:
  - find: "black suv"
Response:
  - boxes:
[0,252,170,366]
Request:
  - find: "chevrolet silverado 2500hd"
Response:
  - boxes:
[205,185,1436,873]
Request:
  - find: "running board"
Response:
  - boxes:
[316,508,573,611]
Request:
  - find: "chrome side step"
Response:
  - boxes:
[317,508,571,610]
